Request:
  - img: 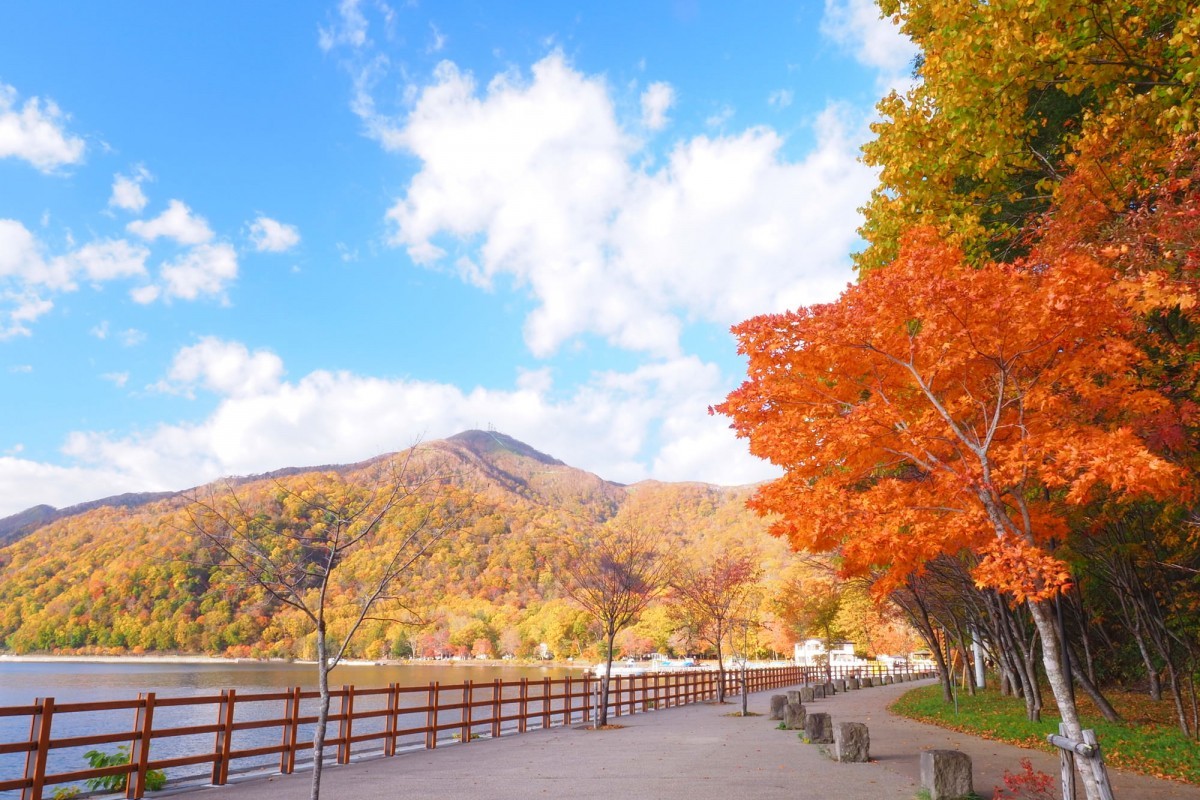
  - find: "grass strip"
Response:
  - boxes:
[889,683,1200,785]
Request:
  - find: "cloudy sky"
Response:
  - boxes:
[0,1,914,517]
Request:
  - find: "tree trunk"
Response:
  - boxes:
[1028,600,1102,800]
[1132,623,1163,701]
[597,629,616,728]
[311,624,330,800]
[715,636,726,703]
[1070,653,1122,723]
[1164,659,1191,737]
[740,660,749,716]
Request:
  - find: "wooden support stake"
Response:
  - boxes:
[518,679,528,733]
[491,679,502,738]
[22,697,53,800]
[460,682,472,744]
[281,687,300,773]
[541,678,551,730]
[425,682,438,750]
[1081,729,1116,800]
[337,685,353,764]
[210,690,236,786]
[384,684,398,757]
[128,693,155,799]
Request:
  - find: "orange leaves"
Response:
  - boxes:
[717,225,1186,600]
[974,535,1072,603]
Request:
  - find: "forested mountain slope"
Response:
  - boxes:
[0,430,828,659]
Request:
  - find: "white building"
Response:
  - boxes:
[793,639,860,666]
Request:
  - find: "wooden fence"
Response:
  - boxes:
[0,663,927,800]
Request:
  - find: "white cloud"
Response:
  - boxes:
[705,106,734,128]
[0,220,148,335]
[0,342,777,517]
[0,219,48,282]
[319,0,370,52]
[427,22,446,54]
[101,372,129,388]
[157,336,285,398]
[90,321,109,339]
[0,83,86,172]
[54,239,149,283]
[640,82,675,131]
[119,327,146,346]
[109,167,152,213]
[127,200,214,245]
[159,243,238,301]
[0,457,146,516]
[130,285,160,305]
[821,0,918,93]
[768,89,794,108]
[383,53,869,357]
[248,216,301,252]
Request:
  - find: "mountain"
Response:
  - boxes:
[0,430,801,660]
[0,492,178,549]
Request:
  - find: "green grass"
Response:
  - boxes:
[890,683,1200,785]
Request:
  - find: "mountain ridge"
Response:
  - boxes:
[0,429,636,548]
[0,430,786,659]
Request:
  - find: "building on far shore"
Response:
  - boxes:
[793,639,858,666]
[793,639,931,670]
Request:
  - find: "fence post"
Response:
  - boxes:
[1057,723,1077,800]
[1081,730,1116,800]
[21,697,53,800]
[563,677,573,726]
[127,692,156,799]
[518,678,529,733]
[281,687,300,773]
[210,689,236,786]
[460,682,473,743]
[384,684,398,757]
[337,685,353,764]
[541,678,551,730]
[492,679,503,738]
[425,682,438,750]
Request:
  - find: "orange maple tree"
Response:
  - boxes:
[715,227,1184,783]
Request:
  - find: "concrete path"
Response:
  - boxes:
[191,679,1200,800]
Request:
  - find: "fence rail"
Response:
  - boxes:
[1,663,928,799]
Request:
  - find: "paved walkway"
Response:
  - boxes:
[194,679,1200,800]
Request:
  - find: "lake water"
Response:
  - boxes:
[0,659,579,797]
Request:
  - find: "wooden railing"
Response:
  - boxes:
[0,664,928,799]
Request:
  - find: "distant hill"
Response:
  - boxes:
[0,430,803,660]
[0,492,178,548]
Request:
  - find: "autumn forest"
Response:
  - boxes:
[0,431,912,666]
[1,4,1199,799]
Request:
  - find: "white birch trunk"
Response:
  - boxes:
[1028,600,1101,800]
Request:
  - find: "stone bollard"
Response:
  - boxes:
[833,678,847,693]
[814,684,826,699]
[921,750,973,800]
[862,677,874,688]
[769,694,788,720]
[784,702,806,730]
[833,722,870,762]
[848,677,861,690]
[883,675,893,685]
[800,686,815,703]
[804,712,833,744]
[786,689,802,705]
[823,681,836,695]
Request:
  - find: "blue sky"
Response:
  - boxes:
[0,1,913,517]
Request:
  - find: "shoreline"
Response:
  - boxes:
[0,652,590,669]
